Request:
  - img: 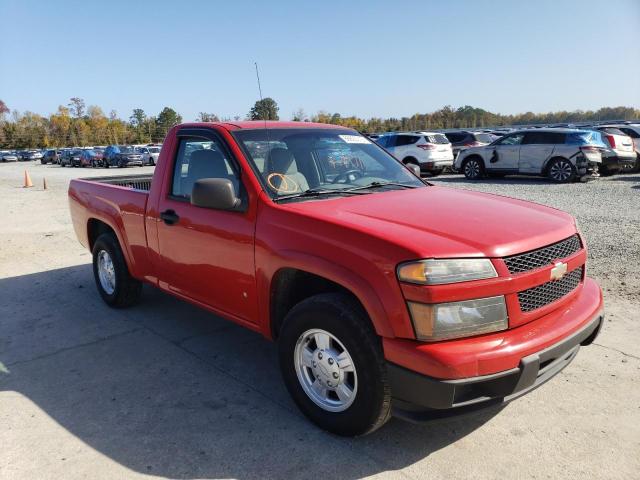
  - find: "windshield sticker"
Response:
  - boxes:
[338,135,369,144]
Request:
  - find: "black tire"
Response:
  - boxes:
[598,165,617,177]
[547,158,576,183]
[402,157,419,168]
[278,293,391,437]
[92,232,142,308]
[429,168,444,177]
[462,157,485,180]
[149,159,155,166]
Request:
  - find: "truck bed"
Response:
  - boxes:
[82,174,153,192]
[68,174,153,280]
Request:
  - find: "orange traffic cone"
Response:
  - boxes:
[43,177,48,190]
[24,170,33,188]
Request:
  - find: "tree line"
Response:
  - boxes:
[0,97,637,149]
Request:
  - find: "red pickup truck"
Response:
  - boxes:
[69,121,604,436]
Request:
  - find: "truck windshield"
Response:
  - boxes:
[232,128,424,199]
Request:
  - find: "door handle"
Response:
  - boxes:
[160,209,180,225]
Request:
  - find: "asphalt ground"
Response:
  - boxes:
[1,161,638,479]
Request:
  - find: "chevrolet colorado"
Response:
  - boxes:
[69,121,604,436]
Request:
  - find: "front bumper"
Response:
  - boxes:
[389,309,603,421]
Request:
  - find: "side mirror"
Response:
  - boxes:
[191,178,241,211]
[406,163,421,177]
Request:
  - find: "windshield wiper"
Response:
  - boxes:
[344,181,420,192]
[273,188,367,202]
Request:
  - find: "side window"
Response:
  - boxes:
[620,128,639,139]
[171,137,238,199]
[497,133,524,146]
[446,132,463,143]
[395,135,419,146]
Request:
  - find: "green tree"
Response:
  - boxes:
[130,108,147,127]
[249,97,279,120]
[156,107,182,136]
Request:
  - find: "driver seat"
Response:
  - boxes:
[265,148,309,194]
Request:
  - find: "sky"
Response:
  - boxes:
[1,0,639,122]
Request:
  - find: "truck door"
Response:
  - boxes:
[519,132,558,173]
[154,128,258,324]
[487,132,524,171]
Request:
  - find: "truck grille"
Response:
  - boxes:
[504,235,581,274]
[518,267,583,312]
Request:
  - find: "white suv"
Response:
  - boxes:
[454,128,605,183]
[136,146,161,166]
[376,132,454,176]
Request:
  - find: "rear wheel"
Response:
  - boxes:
[547,158,576,183]
[92,233,142,308]
[462,157,484,180]
[278,293,391,437]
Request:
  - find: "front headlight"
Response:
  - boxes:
[408,296,508,341]
[397,259,497,285]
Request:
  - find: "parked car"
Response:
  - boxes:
[455,128,605,182]
[103,145,144,168]
[25,150,43,161]
[444,131,494,158]
[376,132,454,176]
[136,146,161,165]
[609,124,640,170]
[69,121,604,437]
[59,149,83,167]
[586,126,636,175]
[1,150,19,162]
[41,150,60,164]
[78,149,102,167]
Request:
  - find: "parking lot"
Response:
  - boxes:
[1,161,639,479]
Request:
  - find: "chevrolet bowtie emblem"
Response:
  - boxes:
[550,262,568,281]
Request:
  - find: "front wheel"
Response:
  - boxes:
[548,158,576,183]
[92,233,142,308]
[462,157,484,180]
[278,293,391,437]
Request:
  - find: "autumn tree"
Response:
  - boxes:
[68,97,86,118]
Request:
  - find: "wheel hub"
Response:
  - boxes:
[97,250,116,295]
[294,328,358,412]
[311,349,342,388]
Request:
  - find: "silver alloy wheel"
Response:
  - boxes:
[464,159,480,178]
[97,250,116,295]
[294,328,358,412]
[550,160,572,181]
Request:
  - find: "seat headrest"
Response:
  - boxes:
[189,149,228,178]
[267,148,296,173]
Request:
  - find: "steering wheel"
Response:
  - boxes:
[332,169,365,184]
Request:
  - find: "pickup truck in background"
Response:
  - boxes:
[69,121,604,436]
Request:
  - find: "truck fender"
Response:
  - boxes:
[262,249,395,339]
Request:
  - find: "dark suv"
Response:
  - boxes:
[103,145,144,168]
[444,131,495,158]
[42,150,60,164]
[60,149,83,167]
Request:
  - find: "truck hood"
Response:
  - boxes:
[283,186,576,258]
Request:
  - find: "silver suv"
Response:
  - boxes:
[454,128,605,183]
